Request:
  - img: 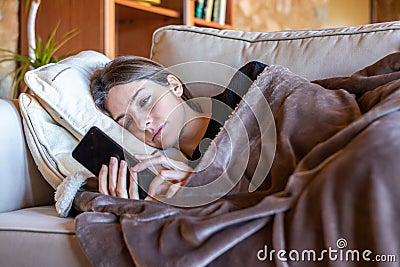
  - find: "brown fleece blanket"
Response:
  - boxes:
[73,53,400,267]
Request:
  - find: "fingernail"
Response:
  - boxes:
[121,160,126,167]
[110,157,116,164]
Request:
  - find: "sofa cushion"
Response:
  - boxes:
[0,206,75,233]
[151,22,400,82]
[0,206,90,267]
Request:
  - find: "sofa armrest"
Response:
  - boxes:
[0,98,53,212]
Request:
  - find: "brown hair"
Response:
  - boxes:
[90,56,200,116]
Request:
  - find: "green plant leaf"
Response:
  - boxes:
[0,22,78,97]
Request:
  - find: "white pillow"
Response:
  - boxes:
[19,93,90,189]
[24,50,158,156]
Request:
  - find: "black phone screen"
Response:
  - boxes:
[72,126,155,199]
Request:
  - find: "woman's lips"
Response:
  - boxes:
[152,125,163,141]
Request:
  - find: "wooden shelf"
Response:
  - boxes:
[115,0,181,19]
[20,0,235,61]
[193,18,234,30]
[184,0,234,30]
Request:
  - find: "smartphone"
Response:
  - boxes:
[72,126,155,199]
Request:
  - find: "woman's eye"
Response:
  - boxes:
[139,96,151,107]
[124,118,133,129]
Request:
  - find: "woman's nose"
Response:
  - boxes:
[137,114,152,131]
[145,118,151,129]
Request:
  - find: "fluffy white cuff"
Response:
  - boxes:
[54,171,91,217]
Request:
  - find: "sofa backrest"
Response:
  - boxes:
[151,22,400,85]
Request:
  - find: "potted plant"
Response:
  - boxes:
[0,0,78,98]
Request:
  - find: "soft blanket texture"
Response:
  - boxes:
[73,53,400,266]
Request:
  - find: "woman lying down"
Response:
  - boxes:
[89,56,268,201]
[72,52,400,266]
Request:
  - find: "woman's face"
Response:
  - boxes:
[105,77,186,149]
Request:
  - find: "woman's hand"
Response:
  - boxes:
[132,153,192,200]
[98,157,139,199]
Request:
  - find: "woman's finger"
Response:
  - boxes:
[98,164,109,195]
[159,169,190,182]
[132,155,165,172]
[116,160,128,198]
[129,169,139,200]
[134,153,159,160]
[165,181,184,198]
[146,175,170,200]
[133,154,191,172]
[108,157,118,196]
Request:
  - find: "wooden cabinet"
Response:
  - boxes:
[20,0,235,59]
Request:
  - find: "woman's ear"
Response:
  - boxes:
[167,74,183,97]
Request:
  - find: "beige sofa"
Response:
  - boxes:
[1,21,400,266]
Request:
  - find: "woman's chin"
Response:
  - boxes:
[158,137,177,150]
